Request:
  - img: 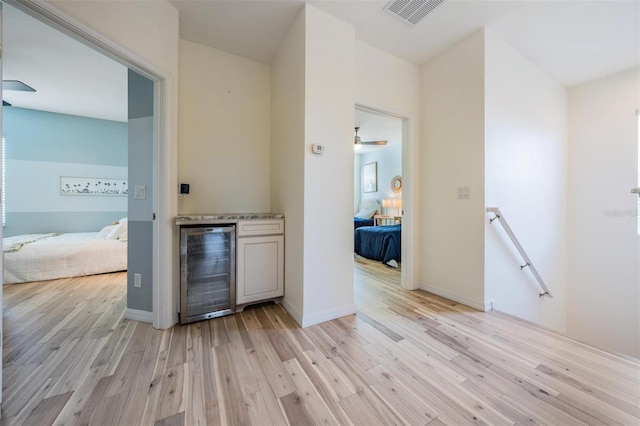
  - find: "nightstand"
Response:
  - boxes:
[374,215,402,226]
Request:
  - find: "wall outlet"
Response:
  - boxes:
[134,273,142,288]
[457,186,470,199]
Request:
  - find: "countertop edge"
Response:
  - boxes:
[175,213,284,225]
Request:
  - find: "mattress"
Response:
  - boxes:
[3,232,127,284]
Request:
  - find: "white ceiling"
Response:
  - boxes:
[2,1,638,122]
[173,0,640,87]
[2,4,127,122]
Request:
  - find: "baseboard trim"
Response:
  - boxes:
[301,304,356,328]
[125,308,154,323]
[419,284,491,312]
[281,298,303,327]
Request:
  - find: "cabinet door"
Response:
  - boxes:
[237,235,284,304]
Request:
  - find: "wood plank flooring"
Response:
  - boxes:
[3,260,639,425]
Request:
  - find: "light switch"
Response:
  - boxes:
[135,185,146,200]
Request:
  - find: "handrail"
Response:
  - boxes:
[486,207,553,298]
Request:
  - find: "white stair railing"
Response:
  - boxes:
[486,207,553,298]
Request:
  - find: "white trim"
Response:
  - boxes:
[281,298,303,326]
[419,284,492,312]
[125,308,154,323]
[1,3,5,407]
[8,0,174,330]
[300,304,356,328]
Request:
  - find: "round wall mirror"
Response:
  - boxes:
[391,175,402,193]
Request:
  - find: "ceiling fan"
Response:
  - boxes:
[2,80,37,107]
[354,126,387,150]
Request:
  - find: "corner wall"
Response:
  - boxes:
[271,9,306,324]
[420,30,487,310]
[567,67,640,357]
[301,5,355,326]
[484,30,568,333]
[272,5,356,327]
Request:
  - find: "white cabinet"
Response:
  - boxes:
[236,220,284,306]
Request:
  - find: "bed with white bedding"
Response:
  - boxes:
[3,220,128,285]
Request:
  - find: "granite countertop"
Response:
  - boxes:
[176,213,284,224]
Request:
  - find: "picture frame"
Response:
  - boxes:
[363,162,378,193]
[60,176,128,196]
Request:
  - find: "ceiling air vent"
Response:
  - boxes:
[384,0,446,26]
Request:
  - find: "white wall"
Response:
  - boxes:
[179,40,271,214]
[302,5,355,326]
[354,40,420,289]
[358,144,402,213]
[271,10,306,325]
[484,30,568,333]
[420,30,487,310]
[272,5,356,327]
[567,67,640,357]
[354,40,420,116]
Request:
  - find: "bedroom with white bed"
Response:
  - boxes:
[2,106,129,286]
[2,4,130,288]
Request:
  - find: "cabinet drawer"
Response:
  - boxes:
[237,219,284,237]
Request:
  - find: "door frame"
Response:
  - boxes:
[3,0,174,328]
[355,102,418,290]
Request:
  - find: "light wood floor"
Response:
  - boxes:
[2,260,639,425]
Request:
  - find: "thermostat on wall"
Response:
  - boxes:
[312,144,325,155]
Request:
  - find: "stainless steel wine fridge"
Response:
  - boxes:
[179,224,236,324]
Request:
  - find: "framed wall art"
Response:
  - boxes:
[363,162,378,193]
[60,176,128,196]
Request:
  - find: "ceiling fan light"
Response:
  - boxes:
[354,142,362,151]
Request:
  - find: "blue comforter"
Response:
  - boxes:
[354,217,374,229]
[354,224,401,264]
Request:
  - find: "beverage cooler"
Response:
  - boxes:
[179,225,236,324]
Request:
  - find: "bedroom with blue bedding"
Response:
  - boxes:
[353,113,403,268]
[353,198,402,268]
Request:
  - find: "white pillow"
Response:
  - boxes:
[106,218,128,240]
[355,208,377,219]
[97,224,117,239]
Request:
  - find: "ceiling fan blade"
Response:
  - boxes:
[361,140,388,145]
[2,80,36,92]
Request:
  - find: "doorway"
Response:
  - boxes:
[353,104,412,294]
[0,0,169,329]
